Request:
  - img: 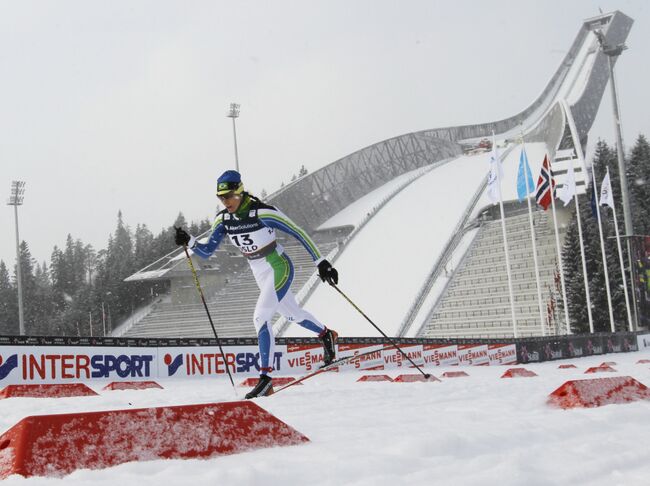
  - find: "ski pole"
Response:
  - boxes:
[329,283,431,378]
[182,246,237,391]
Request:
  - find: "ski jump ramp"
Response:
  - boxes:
[282,11,633,338]
[126,11,632,340]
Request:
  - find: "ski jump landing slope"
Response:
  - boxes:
[288,153,491,338]
[287,144,550,338]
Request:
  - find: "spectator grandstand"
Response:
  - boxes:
[420,208,565,339]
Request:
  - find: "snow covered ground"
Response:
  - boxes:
[3,349,650,485]
[317,164,438,231]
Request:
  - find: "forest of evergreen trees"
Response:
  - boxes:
[562,135,650,332]
[0,212,211,337]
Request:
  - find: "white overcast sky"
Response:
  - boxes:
[1,0,649,268]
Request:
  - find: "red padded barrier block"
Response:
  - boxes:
[558,364,577,369]
[0,401,308,479]
[442,371,469,378]
[0,384,98,399]
[548,376,650,409]
[393,374,440,383]
[239,377,300,387]
[636,359,650,364]
[103,381,163,391]
[357,375,393,382]
[585,365,616,374]
[600,362,617,366]
[501,368,537,378]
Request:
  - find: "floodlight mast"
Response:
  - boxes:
[227,103,241,172]
[7,181,26,335]
[594,28,638,329]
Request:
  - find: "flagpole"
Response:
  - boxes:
[521,143,547,336]
[590,166,616,332]
[605,166,634,331]
[570,186,594,333]
[548,157,572,334]
[493,135,518,337]
[561,100,594,333]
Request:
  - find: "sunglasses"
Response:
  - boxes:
[216,181,242,200]
[217,192,240,201]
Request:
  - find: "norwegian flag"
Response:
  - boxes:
[535,154,556,210]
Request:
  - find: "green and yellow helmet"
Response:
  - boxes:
[216,170,244,196]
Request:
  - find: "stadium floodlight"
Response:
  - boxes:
[7,180,26,335]
[594,29,638,329]
[227,102,240,119]
[226,103,241,172]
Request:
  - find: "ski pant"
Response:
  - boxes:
[250,250,327,375]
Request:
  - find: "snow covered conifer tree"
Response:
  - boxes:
[0,261,17,334]
[627,134,650,234]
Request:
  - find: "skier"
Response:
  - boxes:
[174,170,339,398]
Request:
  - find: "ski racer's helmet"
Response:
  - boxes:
[216,170,244,197]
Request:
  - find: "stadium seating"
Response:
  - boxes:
[421,210,566,338]
[122,240,338,338]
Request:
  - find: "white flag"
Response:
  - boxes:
[557,157,577,206]
[600,170,614,208]
[486,139,503,205]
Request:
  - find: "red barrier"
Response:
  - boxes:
[442,371,469,378]
[501,368,537,378]
[239,377,300,387]
[393,374,440,383]
[558,364,577,369]
[0,401,308,479]
[600,362,617,366]
[585,365,616,374]
[636,359,650,364]
[103,381,163,391]
[0,384,98,399]
[357,375,393,382]
[548,376,650,409]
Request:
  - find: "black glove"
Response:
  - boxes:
[174,226,191,246]
[318,259,338,285]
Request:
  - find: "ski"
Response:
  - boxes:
[271,347,388,395]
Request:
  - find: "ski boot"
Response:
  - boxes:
[245,374,274,399]
[320,328,339,366]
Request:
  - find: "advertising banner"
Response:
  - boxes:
[0,346,158,385]
[381,344,424,369]
[422,344,459,366]
[0,332,639,385]
[337,344,384,371]
[158,345,271,380]
[487,344,517,365]
[457,344,490,366]
[284,343,326,373]
[517,333,638,364]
